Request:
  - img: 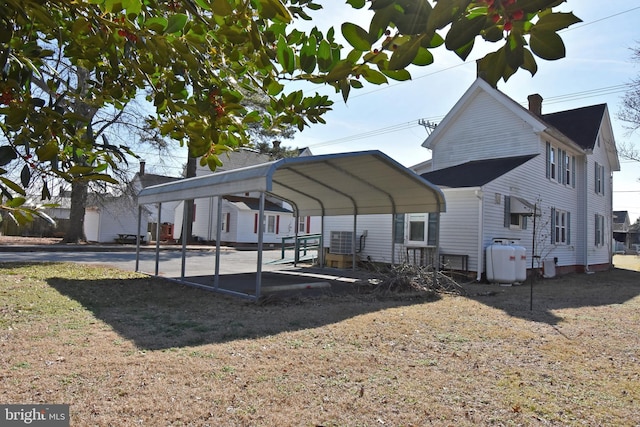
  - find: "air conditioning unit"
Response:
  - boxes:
[329,231,353,255]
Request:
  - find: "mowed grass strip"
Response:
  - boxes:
[1,261,639,426]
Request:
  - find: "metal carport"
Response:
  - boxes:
[136,150,445,300]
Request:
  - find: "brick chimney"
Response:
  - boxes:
[527,94,543,116]
[139,160,146,176]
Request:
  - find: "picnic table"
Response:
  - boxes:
[115,234,145,244]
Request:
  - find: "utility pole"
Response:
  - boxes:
[418,119,438,136]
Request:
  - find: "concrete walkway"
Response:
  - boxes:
[0,243,372,298]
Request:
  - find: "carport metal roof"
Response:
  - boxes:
[137,150,445,216]
[135,150,445,301]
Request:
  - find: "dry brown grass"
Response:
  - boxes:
[1,260,639,426]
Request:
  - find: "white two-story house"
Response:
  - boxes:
[418,77,620,278]
[322,78,619,279]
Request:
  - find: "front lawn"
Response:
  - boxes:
[1,262,639,426]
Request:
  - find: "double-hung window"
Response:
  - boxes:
[550,208,571,245]
[595,214,605,246]
[546,142,575,187]
[547,143,556,180]
[594,162,605,195]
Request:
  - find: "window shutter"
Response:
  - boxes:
[601,166,605,196]
[393,214,405,244]
[550,207,556,244]
[571,156,576,188]
[545,142,550,179]
[254,213,258,234]
[276,215,280,234]
[427,213,438,246]
[595,214,599,245]
[225,213,230,232]
[504,196,511,228]
[566,211,571,245]
[306,216,311,234]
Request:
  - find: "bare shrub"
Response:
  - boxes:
[364,262,466,296]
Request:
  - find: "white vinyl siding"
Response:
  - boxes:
[324,214,394,264]
[438,189,481,273]
[430,91,539,170]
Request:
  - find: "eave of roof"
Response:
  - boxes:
[224,196,292,213]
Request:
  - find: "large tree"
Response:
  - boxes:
[1,0,581,226]
[619,44,640,163]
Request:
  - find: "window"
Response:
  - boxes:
[298,216,306,233]
[595,214,605,246]
[546,142,575,187]
[550,146,556,180]
[266,215,276,234]
[503,196,528,230]
[391,213,438,245]
[408,214,426,242]
[595,162,605,195]
[551,208,571,245]
[255,214,280,234]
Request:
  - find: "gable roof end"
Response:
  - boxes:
[422,78,548,150]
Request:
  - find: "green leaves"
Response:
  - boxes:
[342,23,371,51]
[166,14,188,34]
[0,146,17,166]
[530,12,581,60]
[1,0,581,224]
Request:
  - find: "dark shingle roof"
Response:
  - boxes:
[542,104,606,150]
[224,196,292,213]
[137,173,182,188]
[421,155,537,188]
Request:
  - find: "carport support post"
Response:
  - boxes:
[255,193,265,299]
[135,206,142,272]
[214,196,223,290]
[319,215,325,268]
[155,203,162,276]
[352,213,357,270]
[391,212,396,265]
[180,200,189,280]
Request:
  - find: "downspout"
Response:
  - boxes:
[583,156,590,273]
[475,189,484,282]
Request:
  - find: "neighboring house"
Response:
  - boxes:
[613,210,632,252]
[175,148,320,245]
[417,77,619,277]
[84,162,181,243]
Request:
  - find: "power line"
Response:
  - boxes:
[306,83,632,149]
[348,6,640,100]
[145,6,640,168]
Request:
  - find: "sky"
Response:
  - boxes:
[144,1,640,222]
